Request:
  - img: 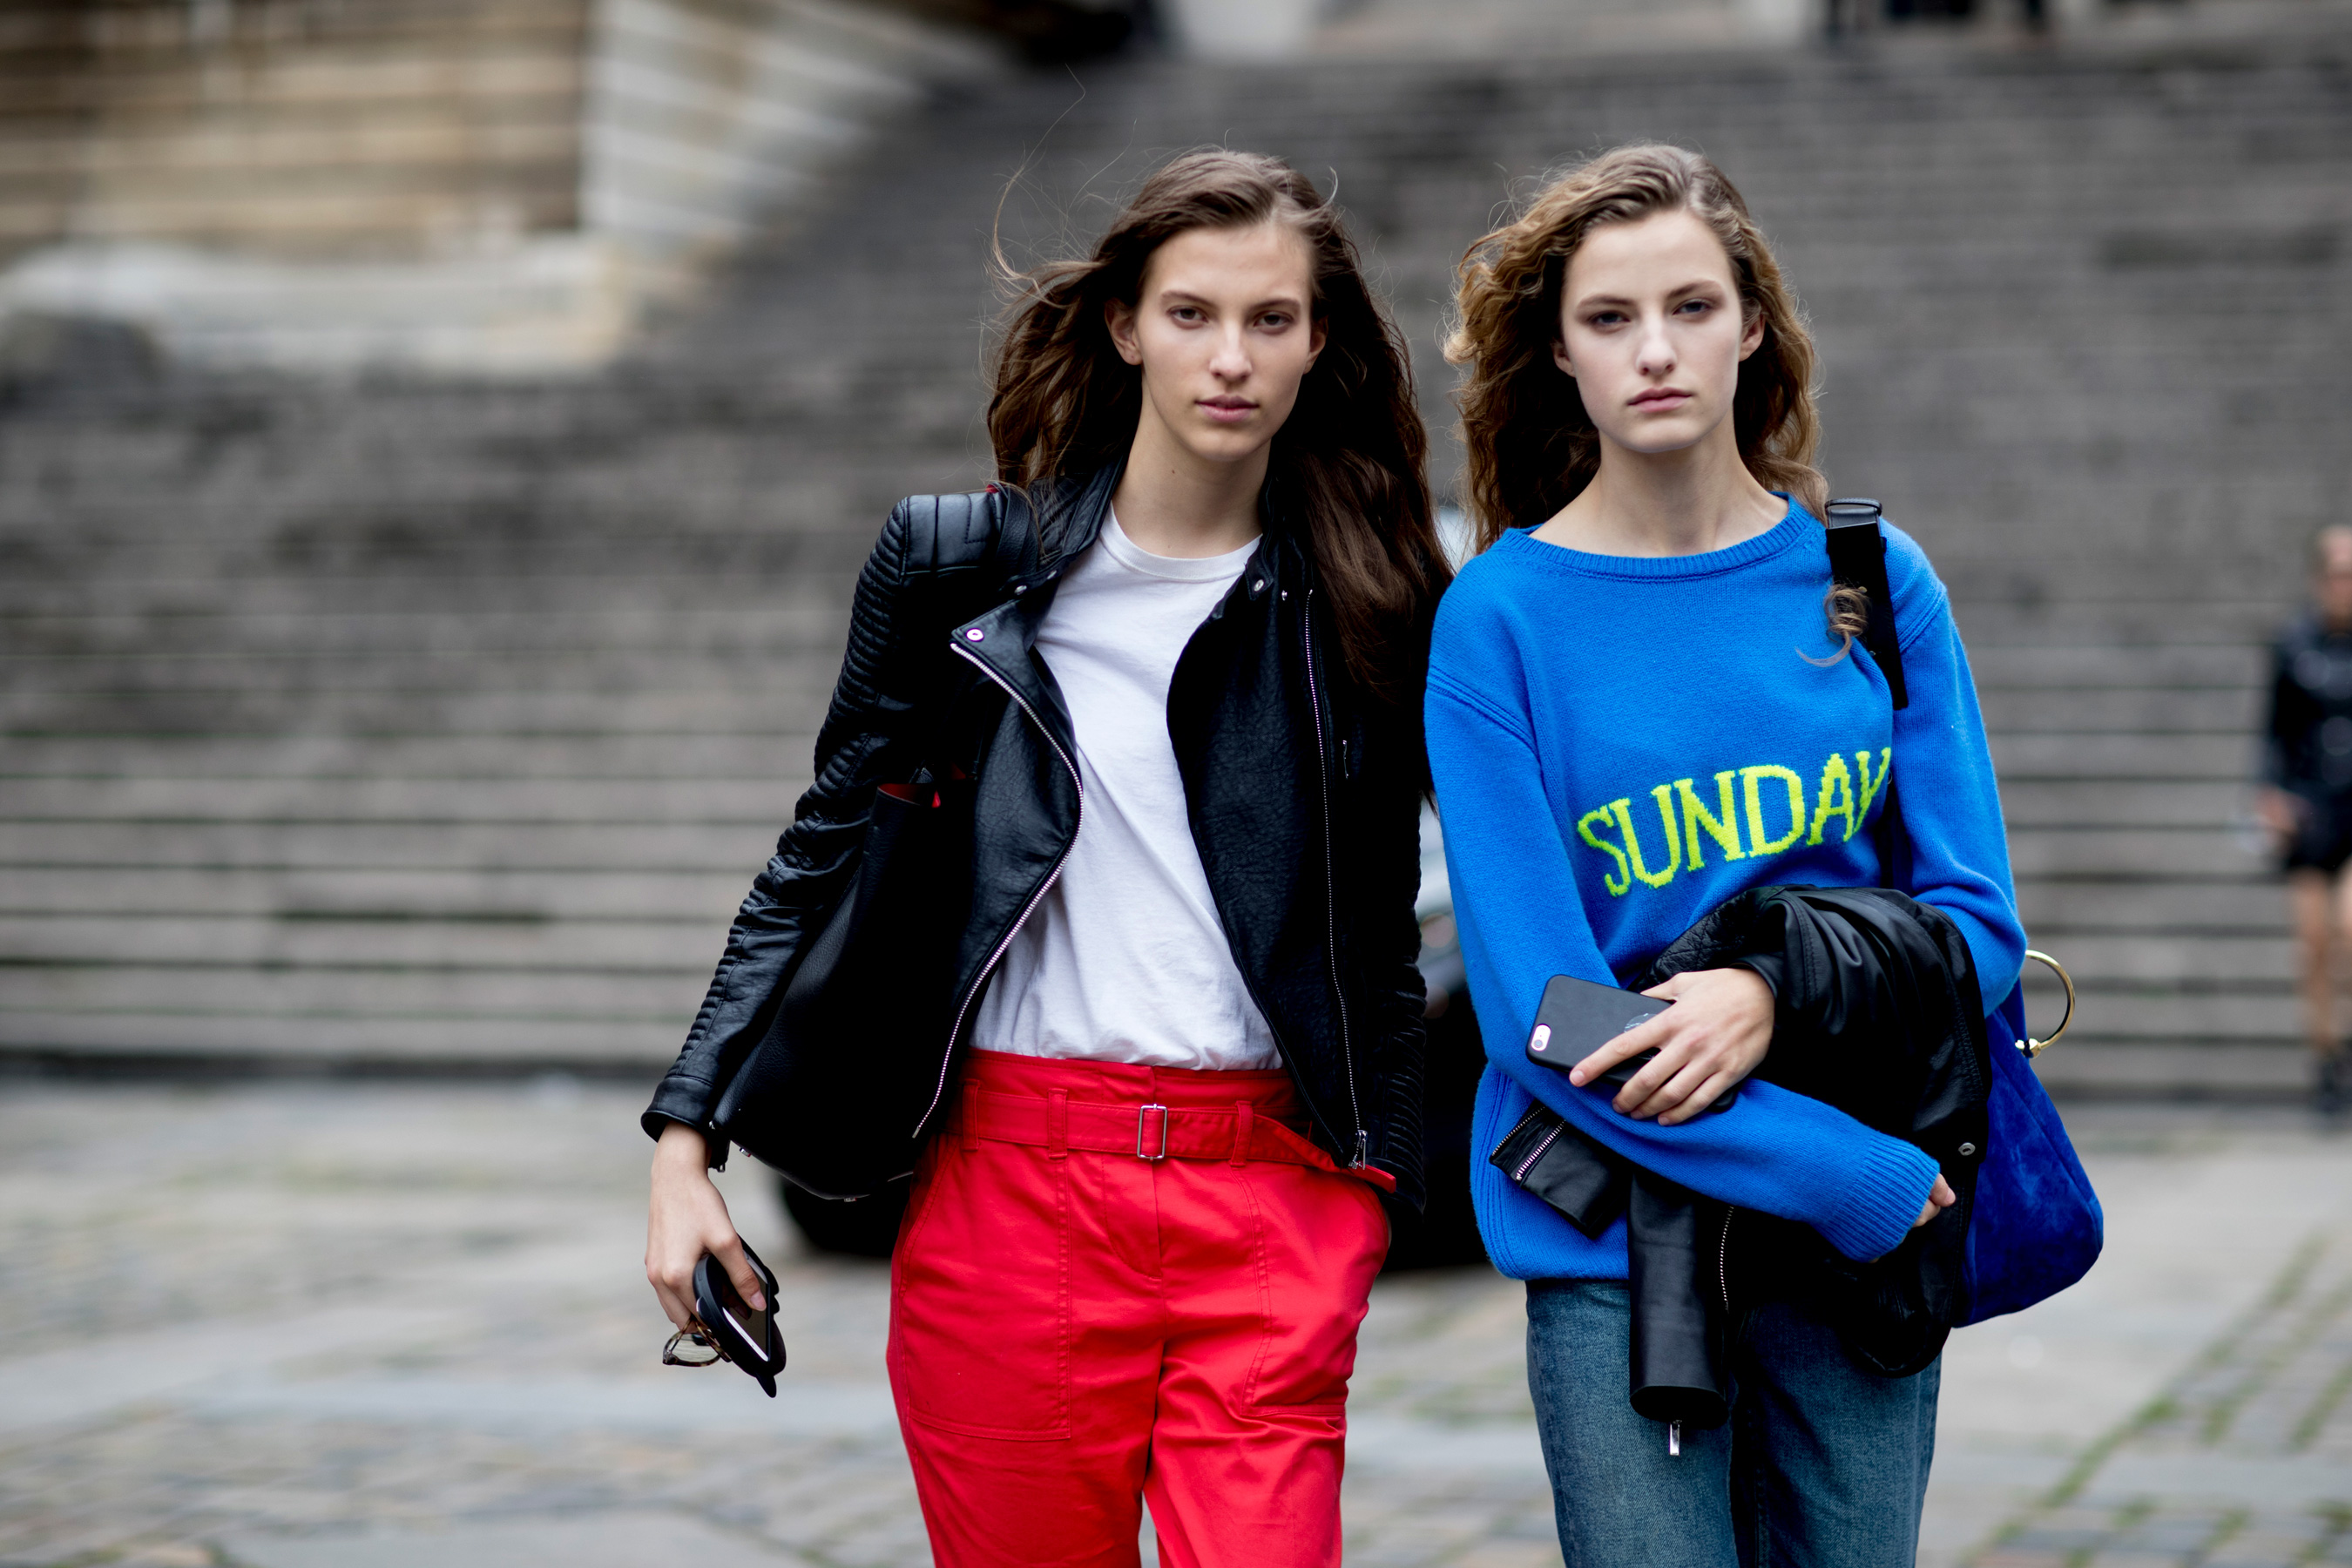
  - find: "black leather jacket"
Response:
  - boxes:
[1495,885,1990,1415]
[644,465,1430,1209]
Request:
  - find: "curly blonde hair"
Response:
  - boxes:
[1447,144,1827,553]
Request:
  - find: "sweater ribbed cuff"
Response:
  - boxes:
[1809,1136,1942,1262]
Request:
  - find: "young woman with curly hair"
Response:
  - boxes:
[1429,145,2025,1565]
[643,149,1449,1568]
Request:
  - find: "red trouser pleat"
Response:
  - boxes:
[887,1050,1390,1568]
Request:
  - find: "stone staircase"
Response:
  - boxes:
[3,18,2349,1092]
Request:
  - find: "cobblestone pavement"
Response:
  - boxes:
[0,1084,2344,1567]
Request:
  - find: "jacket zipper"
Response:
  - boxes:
[1511,1121,1565,1184]
[1717,1206,1737,1311]
[912,639,1085,1140]
[1299,588,1367,1166]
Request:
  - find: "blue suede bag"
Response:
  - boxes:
[1960,986,2104,1323]
[1827,498,2103,1326]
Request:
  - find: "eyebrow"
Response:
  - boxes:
[1156,287,1308,313]
[1571,279,1729,310]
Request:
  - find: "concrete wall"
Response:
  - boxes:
[0,0,995,374]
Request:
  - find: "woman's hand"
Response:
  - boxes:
[646,1122,765,1331]
[2258,787,2306,848]
[1567,967,1774,1125]
[1914,1174,1957,1228]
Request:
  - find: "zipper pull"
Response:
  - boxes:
[1668,1421,1682,1457]
[1352,1129,1370,1169]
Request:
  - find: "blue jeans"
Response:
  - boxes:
[1525,1280,1939,1568]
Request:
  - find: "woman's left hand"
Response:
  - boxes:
[1568,968,1774,1125]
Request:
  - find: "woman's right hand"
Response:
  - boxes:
[1912,1173,1957,1229]
[646,1121,766,1331]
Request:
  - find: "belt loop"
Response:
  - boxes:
[961,1084,980,1152]
[1230,1100,1254,1167]
[1048,1090,1069,1160]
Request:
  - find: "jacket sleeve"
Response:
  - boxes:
[640,502,942,1144]
[1358,700,1430,1211]
[1427,647,1940,1264]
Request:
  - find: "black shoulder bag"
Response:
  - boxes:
[713,487,1032,1199]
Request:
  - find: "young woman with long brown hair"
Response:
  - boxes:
[642,150,1447,1567]
[1429,145,2026,1563]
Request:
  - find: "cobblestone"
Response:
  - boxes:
[0,1088,2346,1566]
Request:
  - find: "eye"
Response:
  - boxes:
[1587,309,1628,328]
[1171,306,1205,323]
[1676,298,1713,316]
[1258,311,1292,330]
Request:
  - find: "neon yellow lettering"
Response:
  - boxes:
[1578,806,1632,896]
[1808,753,1858,845]
[1855,748,1893,823]
[1610,787,1682,889]
[1741,765,1808,856]
[1676,773,1745,868]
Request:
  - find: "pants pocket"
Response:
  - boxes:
[1243,1166,1386,1414]
[889,1141,1071,1439]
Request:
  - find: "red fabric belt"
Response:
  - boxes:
[948,1085,1329,1168]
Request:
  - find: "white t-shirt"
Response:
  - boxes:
[972,513,1282,1071]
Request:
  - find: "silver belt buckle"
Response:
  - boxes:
[1136,1103,1170,1161]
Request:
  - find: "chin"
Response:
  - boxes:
[1605,423,1711,456]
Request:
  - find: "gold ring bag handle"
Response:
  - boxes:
[2014,949,2075,1058]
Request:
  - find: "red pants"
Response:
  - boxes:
[888,1051,1390,1568]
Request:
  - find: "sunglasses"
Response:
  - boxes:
[660,1240,787,1398]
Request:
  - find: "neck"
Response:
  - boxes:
[1538,426,1782,557]
[1108,410,1269,559]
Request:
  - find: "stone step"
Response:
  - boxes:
[0,913,721,968]
[0,864,745,920]
[0,774,805,821]
[0,1008,673,1065]
[2017,879,2288,936]
[0,733,821,777]
[0,819,779,872]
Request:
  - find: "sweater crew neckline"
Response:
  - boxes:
[1496,497,1813,581]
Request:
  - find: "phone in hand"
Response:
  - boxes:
[1524,973,1741,1114]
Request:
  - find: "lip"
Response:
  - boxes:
[1199,395,1257,424]
[1630,389,1693,411]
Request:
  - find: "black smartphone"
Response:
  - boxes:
[1524,973,1673,1085]
[693,1240,787,1398]
[1524,974,1740,1114]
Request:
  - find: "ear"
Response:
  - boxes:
[1105,297,1143,367]
[1737,305,1766,363]
[1551,338,1575,379]
[1306,314,1328,372]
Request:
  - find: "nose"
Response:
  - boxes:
[1637,312,1677,378]
[1208,322,1251,382]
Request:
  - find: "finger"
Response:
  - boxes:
[1913,1197,1938,1229]
[1931,1174,1957,1209]
[1653,1071,1734,1127]
[1571,1014,1673,1086]
[711,1230,766,1312]
[1609,1033,1693,1112]
[1623,1051,1715,1120]
[1639,973,1691,1001]
[652,1278,697,1332]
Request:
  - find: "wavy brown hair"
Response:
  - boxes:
[987,149,1447,706]
[1448,144,1828,552]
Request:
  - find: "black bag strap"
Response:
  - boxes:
[1823,497,1909,710]
[1822,497,1913,889]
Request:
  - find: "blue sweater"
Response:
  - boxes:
[1426,501,2025,1281]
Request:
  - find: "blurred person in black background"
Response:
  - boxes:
[2257,525,2352,1113]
